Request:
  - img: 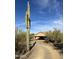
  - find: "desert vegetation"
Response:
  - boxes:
[15,28,63,56]
[15,28,34,55]
[46,28,63,53]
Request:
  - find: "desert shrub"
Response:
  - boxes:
[46,28,63,50]
[15,28,35,54]
[46,28,63,43]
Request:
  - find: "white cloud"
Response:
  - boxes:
[16,17,63,33]
[53,19,63,25]
[30,18,63,33]
[31,24,53,33]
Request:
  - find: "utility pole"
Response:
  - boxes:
[25,0,31,51]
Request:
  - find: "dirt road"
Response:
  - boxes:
[27,40,62,59]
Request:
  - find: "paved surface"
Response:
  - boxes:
[27,40,62,59]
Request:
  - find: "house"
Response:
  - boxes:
[34,32,48,40]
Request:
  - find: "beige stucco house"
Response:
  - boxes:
[34,32,48,40]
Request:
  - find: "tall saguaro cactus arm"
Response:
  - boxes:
[25,0,31,51]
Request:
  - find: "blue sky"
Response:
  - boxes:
[15,0,63,33]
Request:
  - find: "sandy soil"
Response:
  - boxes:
[27,40,63,59]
